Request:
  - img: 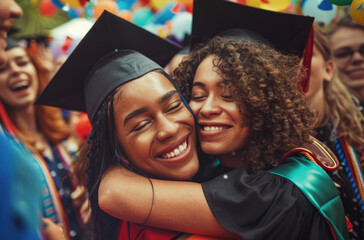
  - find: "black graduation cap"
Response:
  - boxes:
[191,0,314,57]
[191,0,314,92]
[35,11,181,123]
[5,37,19,50]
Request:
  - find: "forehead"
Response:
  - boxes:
[6,47,27,58]
[194,55,224,85]
[330,27,364,49]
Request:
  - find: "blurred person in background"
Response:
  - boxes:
[0,0,22,66]
[0,37,85,240]
[306,22,364,240]
[328,16,364,105]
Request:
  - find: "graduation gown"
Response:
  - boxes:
[201,154,348,240]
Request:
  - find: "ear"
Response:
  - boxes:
[323,59,334,83]
[120,152,130,165]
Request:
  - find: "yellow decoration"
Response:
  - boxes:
[60,0,82,9]
[150,0,173,11]
[351,0,364,25]
[260,0,290,12]
[246,0,261,8]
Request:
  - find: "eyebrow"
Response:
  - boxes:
[123,90,178,125]
[159,90,178,104]
[123,107,147,125]
[192,80,226,87]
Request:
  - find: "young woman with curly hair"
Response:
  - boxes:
[306,23,364,240]
[99,36,348,240]
[0,38,84,240]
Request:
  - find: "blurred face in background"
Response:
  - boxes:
[330,27,364,99]
[0,47,39,110]
[0,0,23,66]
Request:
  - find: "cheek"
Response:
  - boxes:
[124,137,153,169]
[188,102,201,116]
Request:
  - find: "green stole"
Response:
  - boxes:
[269,154,349,240]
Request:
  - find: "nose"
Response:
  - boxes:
[200,95,222,117]
[156,116,180,142]
[351,50,364,63]
[10,1,23,19]
[9,62,22,76]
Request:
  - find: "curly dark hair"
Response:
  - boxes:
[174,36,316,171]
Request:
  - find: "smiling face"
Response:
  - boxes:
[0,47,39,109]
[330,27,364,98]
[114,71,199,180]
[189,55,250,156]
[0,0,22,66]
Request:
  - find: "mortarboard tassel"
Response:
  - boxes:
[300,26,314,93]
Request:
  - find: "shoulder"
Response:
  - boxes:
[281,136,339,172]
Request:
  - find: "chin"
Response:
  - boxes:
[201,144,226,155]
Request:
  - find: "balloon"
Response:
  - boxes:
[132,7,153,27]
[152,1,184,25]
[51,0,64,9]
[140,0,150,4]
[318,0,333,10]
[84,1,94,18]
[66,8,82,19]
[93,1,118,19]
[328,0,352,6]
[245,0,261,8]
[60,0,82,9]
[116,0,137,10]
[260,0,291,12]
[177,0,193,12]
[351,0,364,25]
[118,10,132,21]
[75,113,92,141]
[170,11,192,41]
[150,0,173,11]
[302,0,337,25]
[39,0,58,17]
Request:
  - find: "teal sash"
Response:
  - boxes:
[269,154,349,240]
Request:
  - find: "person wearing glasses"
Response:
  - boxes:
[307,23,364,240]
[328,16,364,103]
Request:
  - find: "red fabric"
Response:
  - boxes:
[118,221,180,240]
[0,101,18,136]
[300,26,314,93]
[61,36,74,55]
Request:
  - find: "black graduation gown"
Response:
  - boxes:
[202,167,335,240]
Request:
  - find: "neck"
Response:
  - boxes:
[219,151,243,168]
[308,91,326,126]
[9,105,38,134]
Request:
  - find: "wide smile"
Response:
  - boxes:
[198,123,232,137]
[346,68,364,79]
[155,135,192,163]
[11,80,30,92]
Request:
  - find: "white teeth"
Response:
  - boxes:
[179,145,184,152]
[160,140,188,159]
[203,126,224,131]
[12,81,29,90]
